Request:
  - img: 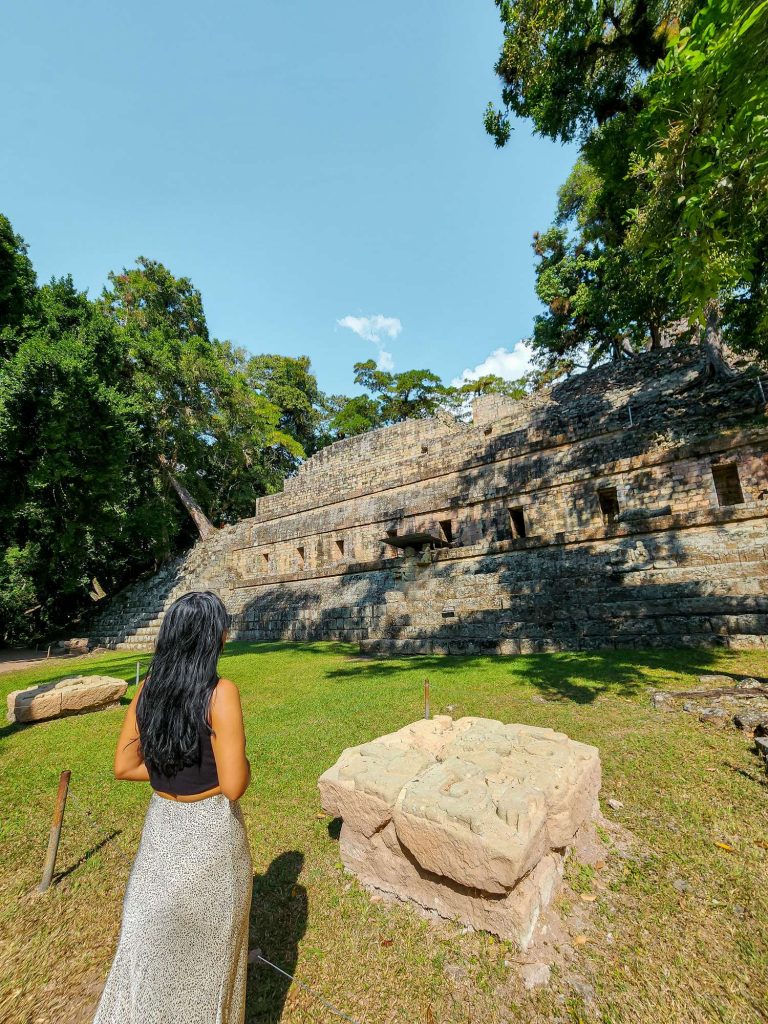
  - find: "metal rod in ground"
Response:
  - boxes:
[424,678,430,720]
[39,770,71,892]
[253,951,361,1024]
[135,661,141,687]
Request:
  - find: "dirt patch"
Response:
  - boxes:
[0,650,89,676]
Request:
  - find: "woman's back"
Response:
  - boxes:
[144,711,220,797]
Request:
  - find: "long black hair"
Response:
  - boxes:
[136,591,230,776]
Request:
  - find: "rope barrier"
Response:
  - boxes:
[251,950,363,1024]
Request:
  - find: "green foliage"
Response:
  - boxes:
[528,158,678,376]
[0,545,39,644]
[325,361,449,437]
[626,0,768,339]
[0,214,37,360]
[0,277,141,640]
[325,361,530,437]
[0,230,324,644]
[486,0,692,145]
[245,353,324,456]
[99,260,307,526]
[322,393,383,439]
[490,0,768,374]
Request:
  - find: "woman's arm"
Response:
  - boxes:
[210,678,251,801]
[114,684,150,782]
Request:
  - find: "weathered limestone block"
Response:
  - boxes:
[7,675,128,724]
[340,820,565,950]
[318,716,600,947]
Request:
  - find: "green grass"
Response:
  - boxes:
[1,642,768,1023]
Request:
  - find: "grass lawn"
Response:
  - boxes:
[1,642,767,1024]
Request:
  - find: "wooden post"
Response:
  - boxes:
[424,678,430,720]
[38,770,71,892]
[135,661,141,687]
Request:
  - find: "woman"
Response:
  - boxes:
[93,591,252,1024]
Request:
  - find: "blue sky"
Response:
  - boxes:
[1,1,576,395]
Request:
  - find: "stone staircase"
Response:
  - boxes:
[88,524,247,650]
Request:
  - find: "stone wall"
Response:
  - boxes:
[89,348,768,653]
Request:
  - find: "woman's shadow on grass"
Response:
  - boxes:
[247,851,307,1023]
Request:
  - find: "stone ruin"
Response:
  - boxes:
[88,348,768,654]
[6,675,128,724]
[652,674,768,769]
[318,716,601,949]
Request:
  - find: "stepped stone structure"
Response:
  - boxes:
[89,348,768,653]
[318,716,601,947]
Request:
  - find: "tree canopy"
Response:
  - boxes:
[326,360,528,438]
[0,238,321,643]
[489,0,768,378]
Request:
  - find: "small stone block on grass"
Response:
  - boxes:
[6,675,128,724]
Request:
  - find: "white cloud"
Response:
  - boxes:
[337,314,402,344]
[337,314,402,371]
[451,341,534,388]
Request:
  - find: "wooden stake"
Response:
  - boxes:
[39,770,71,892]
[135,661,141,687]
[424,678,430,720]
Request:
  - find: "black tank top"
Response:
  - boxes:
[145,704,220,797]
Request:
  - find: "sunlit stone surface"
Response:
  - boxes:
[319,716,601,948]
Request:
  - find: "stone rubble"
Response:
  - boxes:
[652,675,768,734]
[318,716,601,950]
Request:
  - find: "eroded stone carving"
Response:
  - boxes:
[318,716,601,948]
[7,675,128,724]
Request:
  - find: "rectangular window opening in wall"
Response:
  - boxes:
[439,519,453,544]
[296,546,305,568]
[597,486,620,524]
[508,507,527,539]
[712,463,744,506]
[335,539,345,559]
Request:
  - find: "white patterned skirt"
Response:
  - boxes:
[93,793,252,1024]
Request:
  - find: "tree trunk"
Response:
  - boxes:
[159,456,217,541]
[649,320,662,350]
[701,301,735,379]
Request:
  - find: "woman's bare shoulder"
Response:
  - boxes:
[210,677,241,708]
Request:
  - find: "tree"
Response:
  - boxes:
[443,373,529,419]
[485,0,693,145]
[245,353,325,456]
[0,214,37,360]
[100,259,301,536]
[488,0,768,378]
[0,278,138,640]
[527,158,680,377]
[323,393,383,439]
[625,0,768,373]
[351,361,449,423]
[99,258,220,538]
